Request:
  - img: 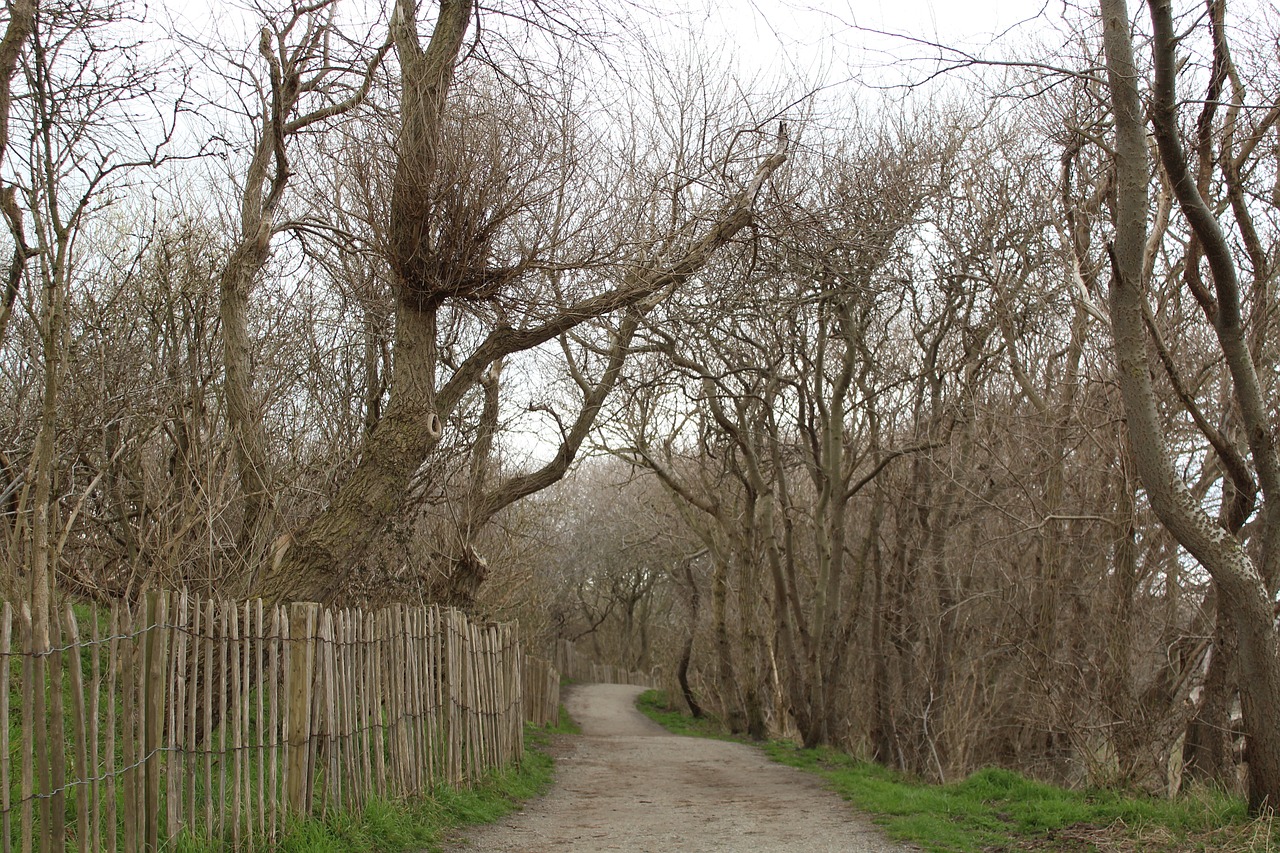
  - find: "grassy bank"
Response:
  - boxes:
[636,690,1273,853]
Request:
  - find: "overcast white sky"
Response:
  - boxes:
[696,0,1051,52]
[165,0,1056,80]
[634,0,1056,84]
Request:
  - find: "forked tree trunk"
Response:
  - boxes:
[257,0,472,604]
[1100,0,1280,811]
[258,0,788,601]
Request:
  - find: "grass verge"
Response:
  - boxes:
[636,690,1274,853]
[635,689,736,740]
[552,701,582,735]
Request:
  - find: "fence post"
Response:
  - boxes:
[144,591,169,852]
[286,602,318,816]
[63,605,90,853]
[1,602,10,853]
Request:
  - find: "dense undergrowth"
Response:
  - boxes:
[636,690,1275,853]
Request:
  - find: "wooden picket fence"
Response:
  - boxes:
[554,639,656,687]
[0,591,540,853]
[520,655,560,727]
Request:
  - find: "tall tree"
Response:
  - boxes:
[1100,0,1280,812]
[0,0,35,347]
[215,1,389,579]
[260,0,788,603]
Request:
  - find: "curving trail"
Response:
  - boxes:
[443,683,912,852]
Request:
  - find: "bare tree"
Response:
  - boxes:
[259,0,789,604]
[1,0,194,623]
[1100,0,1280,811]
[210,0,389,580]
[0,0,35,347]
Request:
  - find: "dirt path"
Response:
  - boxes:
[443,683,913,852]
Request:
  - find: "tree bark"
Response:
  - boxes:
[0,0,36,349]
[710,553,745,733]
[221,236,278,575]
[677,558,704,718]
[1100,0,1280,812]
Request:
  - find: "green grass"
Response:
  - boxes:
[551,702,581,735]
[634,690,739,741]
[276,738,552,853]
[636,690,1272,852]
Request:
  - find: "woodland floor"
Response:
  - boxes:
[440,683,913,852]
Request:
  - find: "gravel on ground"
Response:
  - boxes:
[442,682,915,852]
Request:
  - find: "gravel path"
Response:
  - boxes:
[443,683,913,852]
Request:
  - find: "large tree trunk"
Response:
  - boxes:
[221,237,278,575]
[1100,0,1280,811]
[259,304,444,603]
[219,53,281,574]
[256,0,470,603]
